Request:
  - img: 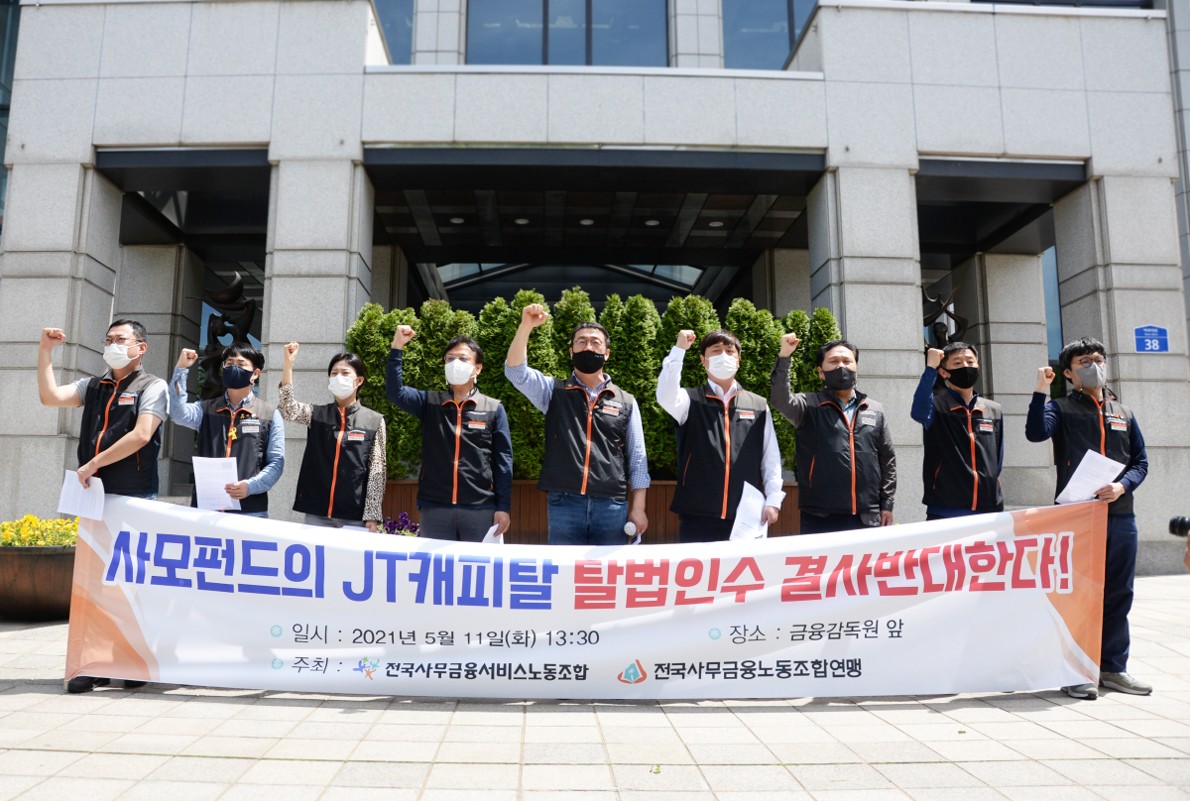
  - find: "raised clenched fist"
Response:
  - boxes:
[1034,365,1055,393]
[521,303,549,329]
[778,332,801,359]
[284,341,300,363]
[40,327,66,351]
[177,348,199,369]
[391,325,416,349]
[926,348,945,369]
[676,330,697,350]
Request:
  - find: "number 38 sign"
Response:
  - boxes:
[1134,325,1170,353]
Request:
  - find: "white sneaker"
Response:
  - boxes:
[1061,683,1098,700]
[1100,672,1152,695]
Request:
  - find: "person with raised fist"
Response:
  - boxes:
[505,303,649,545]
[910,342,1003,519]
[386,324,513,541]
[168,342,285,517]
[279,341,386,532]
[1027,336,1150,700]
[770,334,896,534]
[657,328,783,542]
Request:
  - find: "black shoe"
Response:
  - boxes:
[123,680,147,690]
[66,676,110,694]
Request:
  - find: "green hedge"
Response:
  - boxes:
[346,289,840,480]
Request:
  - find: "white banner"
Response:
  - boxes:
[66,498,1107,699]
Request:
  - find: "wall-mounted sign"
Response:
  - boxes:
[1134,325,1169,353]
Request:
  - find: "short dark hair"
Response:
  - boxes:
[700,329,741,356]
[443,336,483,365]
[327,352,367,379]
[221,342,264,370]
[571,321,610,346]
[941,341,978,366]
[108,319,147,342]
[817,339,858,366]
[1059,336,1106,372]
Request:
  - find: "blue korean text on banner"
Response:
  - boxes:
[1134,325,1169,353]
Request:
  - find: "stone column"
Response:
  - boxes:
[770,248,812,316]
[807,167,924,521]
[670,0,723,68]
[951,252,1054,508]
[412,0,464,65]
[1054,177,1190,538]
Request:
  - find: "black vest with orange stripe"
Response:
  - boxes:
[794,390,887,517]
[78,370,163,496]
[418,390,502,507]
[293,401,383,521]
[193,395,275,514]
[1051,390,1136,516]
[538,376,634,501]
[921,389,1004,513]
[671,386,767,520]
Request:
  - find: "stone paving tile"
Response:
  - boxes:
[329,761,430,788]
[966,720,1067,740]
[1124,756,1190,784]
[102,732,200,755]
[1082,737,1187,758]
[616,792,716,801]
[521,741,607,764]
[715,792,815,801]
[923,739,1023,762]
[367,722,447,741]
[422,762,520,789]
[17,728,121,752]
[144,755,253,783]
[767,740,862,764]
[318,789,418,801]
[957,759,1076,787]
[238,757,344,785]
[995,787,1103,801]
[669,725,761,744]
[0,775,40,801]
[178,735,278,758]
[286,720,373,739]
[434,741,523,763]
[111,779,229,801]
[0,748,87,775]
[893,723,989,742]
[820,723,916,743]
[218,785,323,801]
[604,741,695,764]
[874,761,987,788]
[349,738,439,762]
[132,716,223,737]
[902,789,1008,801]
[205,717,297,738]
[260,737,356,760]
[843,741,950,763]
[806,789,913,800]
[418,792,518,801]
[521,792,618,801]
[10,776,130,801]
[787,762,896,791]
[742,724,840,743]
[522,763,616,790]
[611,763,711,791]
[700,764,802,792]
[601,725,684,744]
[522,725,603,743]
[54,752,168,781]
[684,742,780,764]
[1002,738,1105,760]
[1093,787,1190,801]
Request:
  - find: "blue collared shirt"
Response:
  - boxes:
[505,361,650,491]
[169,367,286,496]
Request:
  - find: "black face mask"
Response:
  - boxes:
[945,366,979,390]
[822,366,856,391]
[571,350,607,376]
[222,364,256,390]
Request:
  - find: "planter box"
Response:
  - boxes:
[0,546,75,621]
[384,480,801,545]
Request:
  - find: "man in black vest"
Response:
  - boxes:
[910,342,1003,519]
[771,334,896,534]
[38,320,168,693]
[505,303,650,545]
[658,328,784,542]
[1027,336,1150,700]
[168,343,285,516]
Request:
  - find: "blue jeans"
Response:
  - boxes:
[1101,514,1138,672]
[547,491,627,545]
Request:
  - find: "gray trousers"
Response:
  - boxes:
[418,506,496,542]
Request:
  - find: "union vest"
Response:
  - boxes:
[538,376,634,501]
[194,395,276,514]
[794,390,887,517]
[1051,390,1136,516]
[77,370,163,496]
[418,390,502,507]
[293,401,383,521]
[922,389,1004,513]
[671,386,767,520]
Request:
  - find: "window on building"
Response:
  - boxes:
[372,0,414,64]
[722,0,813,70]
[467,0,667,67]
[0,0,20,225]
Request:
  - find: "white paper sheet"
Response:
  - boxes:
[482,524,504,544]
[57,470,105,519]
[1055,450,1127,504]
[192,457,241,511]
[729,481,769,541]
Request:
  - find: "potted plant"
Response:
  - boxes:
[0,514,78,621]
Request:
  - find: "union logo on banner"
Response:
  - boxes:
[617,659,647,685]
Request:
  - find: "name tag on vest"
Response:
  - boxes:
[347,430,368,442]
[600,406,620,416]
[117,392,137,406]
[467,420,487,430]
[977,420,995,433]
[239,420,261,435]
[859,411,877,427]
[737,410,756,420]
[1108,419,1128,431]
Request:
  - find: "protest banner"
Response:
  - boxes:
[66,498,1106,699]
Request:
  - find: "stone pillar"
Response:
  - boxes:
[670,0,723,68]
[807,167,924,521]
[1054,177,1190,539]
[0,164,124,519]
[262,160,376,521]
[951,252,1054,508]
[771,248,812,316]
[413,0,464,65]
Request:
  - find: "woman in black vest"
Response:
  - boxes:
[279,342,386,531]
[386,325,513,541]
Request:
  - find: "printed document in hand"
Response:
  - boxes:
[729,481,768,540]
[1055,451,1126,504]
[192,457,242,511]
[482,524,504,544]
[57,470,105,519]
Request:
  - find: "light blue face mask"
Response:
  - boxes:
[1074,362,1106,390]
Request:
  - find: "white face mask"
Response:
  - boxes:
[328,374,357,400]
[445,359,475,386]
[707,353,739,381]
[103,342,137,370]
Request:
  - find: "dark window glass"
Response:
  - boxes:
[467,0,546,65]
[373,0,414,64]
[722,0,793,70]
[548,0,586,65]
[591,0,667,67]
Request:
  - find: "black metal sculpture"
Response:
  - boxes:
[198,272,258,400]
[921,286,969,350]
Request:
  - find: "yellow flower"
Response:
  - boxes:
[0,514,78,547]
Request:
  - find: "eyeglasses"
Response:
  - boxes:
[573,336,606,349]
[1075,357,1107,366]
[102,336,142,347]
